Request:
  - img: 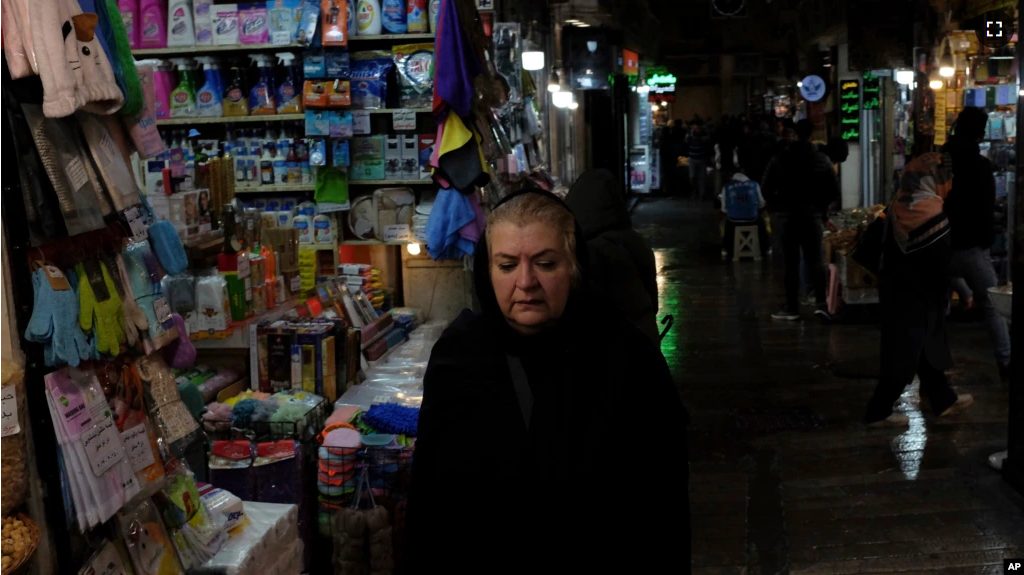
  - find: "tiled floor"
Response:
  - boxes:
[633,197,1024,574]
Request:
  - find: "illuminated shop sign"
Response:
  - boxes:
[840,80,861,140]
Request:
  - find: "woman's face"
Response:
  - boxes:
[489,221,573,335]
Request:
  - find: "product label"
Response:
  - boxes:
[1,385,20,437]
[39,263,72,291]
[383,224,412,242]
[123,206,150,242]
[392,109,416,131]
[271,30,291,44]
[121,423,156,472]
[290,275,302,292]
[65,156,90,191]
[352,110,371,135]
[82,417,126,476]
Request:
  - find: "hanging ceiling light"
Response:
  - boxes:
[569,101,579,110]
[660,101,668,108]
[895,70,914,85]
[938,38,955,77]
[522,51,545,71]
[552,90,574,108]
[928,73,944,90]
[547,69,561,92]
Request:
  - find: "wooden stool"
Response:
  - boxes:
[732,224,761,261]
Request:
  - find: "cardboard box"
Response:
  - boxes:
[401,135,419,179]
[384,136,402,180]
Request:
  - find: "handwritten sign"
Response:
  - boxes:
[1,385,20,437]
[352,111,371,135]
[839,79,860,141]
[81,418,125,476]
[392,110,417,131]
[121,423,156,473]
[383,224,413,242]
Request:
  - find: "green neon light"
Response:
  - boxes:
[648,73,677,86]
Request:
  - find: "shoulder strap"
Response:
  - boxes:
[505,355,533,430]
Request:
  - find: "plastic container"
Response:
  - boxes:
[195,57,224,116]
[167,0,196,46]
[168,58,198,117]
[140,0,168,47]
[381,0,406,33]
[119,0,141,48]
[356,0,382,35]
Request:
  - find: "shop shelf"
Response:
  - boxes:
[299,243,338,251]
[156,114,305,126]
[235,184,316,193]
[132,42,306,56]
[349,179,435,185]
[364,107,433,114]
[341,239,411,246]
[349,33,435,41]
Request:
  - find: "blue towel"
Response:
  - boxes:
[425,188,477,261]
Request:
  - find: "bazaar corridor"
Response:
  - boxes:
[634,197,1024,574]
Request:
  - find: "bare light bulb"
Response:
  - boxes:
[406,243,421,256]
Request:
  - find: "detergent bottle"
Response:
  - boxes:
[248,54,277,115]
[147,59,175,119]
[194,56,224,117]
[275,52,302,114]
[139,0,168,47]
[168,58,198,117]
[222,64,249,117]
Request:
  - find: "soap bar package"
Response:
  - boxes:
[239,2,270,44]
[350,136,385,180]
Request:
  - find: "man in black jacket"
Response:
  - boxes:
[762,119,841,321]
[944,107,1011,377]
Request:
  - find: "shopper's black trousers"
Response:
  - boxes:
[777,212,826,311]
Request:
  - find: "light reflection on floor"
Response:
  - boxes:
[892,379,927,480]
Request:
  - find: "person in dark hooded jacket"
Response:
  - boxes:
[564,169,660,344]
[405,189,690,573]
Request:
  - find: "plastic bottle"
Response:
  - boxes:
[183,134,195,183]
[273,140,287,184]
[428,0,439,33]
[406,0,426,32]
[119,0,140,48]
[347,0,358,38]
[381,0,406,34]
[139,0,168,48]
[222,65,249,117]
[233,128,248,182]
[313,214,333,244]
[260,141,275,185]
[248,129,262,181]
[275,52,302,114]
[295,136,311,183]
[167,0,196,46]
[151,59,175,119]
[194,56,224,117]
[357,0,382,35]
[285,142,299,183]
[248,54,277,115]
[168,58,198,117]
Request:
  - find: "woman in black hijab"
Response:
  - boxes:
[406,189,690,573]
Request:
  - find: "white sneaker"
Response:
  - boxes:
[867,413,910,428]
[988,450,1008,471]
[771,309,800,321]
[940,394,974,417]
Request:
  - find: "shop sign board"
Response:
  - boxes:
[863,72,880,110]
[840,80,861,140]
[622,50,639,75]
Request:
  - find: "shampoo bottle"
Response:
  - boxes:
[140,0,168,47]
[248,54,277,115]
[195,56,224,117]
[275,52,302,114]
[167,0,196,46]
[168,58,198,117]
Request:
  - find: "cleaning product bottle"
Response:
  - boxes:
[260,140,275,185]
[183,133,195,184]
[428,0,439,33]
[233,128,248,183]
[140,0,168,47]
[150,59,175,119]
[194,56,224,117]
[357,0,382,35]
[248,128,262,181]
[168,58,198,117]
[167,0,196,46]
[347,0,358,38]
[273,140,287,184]
[274,52,302,114]
[119,0,140,48]
[381,0,406,34]
[222,65,249,117]
[285,141,300,183]
[296,135,311,183]
[248,54,277,115]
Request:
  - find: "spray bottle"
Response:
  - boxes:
[194,56,224,117]
[168,58,198,117]
[222,64,249,117]
[149,59,175,119]
[275,52,302,114]
[248,54,277,115]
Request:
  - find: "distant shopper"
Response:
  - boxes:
[687,120,711,200]
[762,119,840,320]
[407,189,690,573]
[943,106,1011,379]
[565,169,660,344]
[719,157,769,260]
[865,152,973,427]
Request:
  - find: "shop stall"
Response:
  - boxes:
[1,0,540,570]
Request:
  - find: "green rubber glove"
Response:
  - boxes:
[77,261,127,356]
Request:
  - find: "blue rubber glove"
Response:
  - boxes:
[24,267,90,367]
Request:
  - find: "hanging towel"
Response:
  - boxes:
[432,0,482,119]
[434,113,489,191]
[3,0,38,78]
[457,190,486,245]
[425,188,478,261]
[29,0,124,117]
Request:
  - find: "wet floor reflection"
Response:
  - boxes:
[892,380,927,480]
